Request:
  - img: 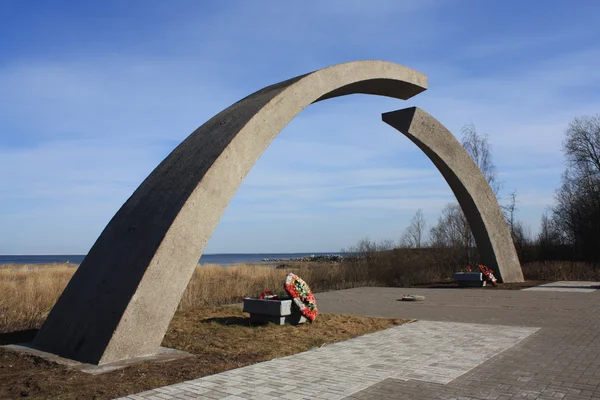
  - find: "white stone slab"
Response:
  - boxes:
[523,281,600,293]
[119,321,539,400]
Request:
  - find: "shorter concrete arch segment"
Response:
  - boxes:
[382,107,524,283]
[32,61,428,365]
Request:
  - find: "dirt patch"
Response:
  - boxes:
[0,306,409,400]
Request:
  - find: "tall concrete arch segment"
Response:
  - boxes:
[382,107,524,283]
[33,61,428,365]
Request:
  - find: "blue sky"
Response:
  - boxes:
[1,0,599,254]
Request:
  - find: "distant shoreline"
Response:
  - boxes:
[0,252,344,267]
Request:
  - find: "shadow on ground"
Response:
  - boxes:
[201,316,251,326]
[0,329,38,345]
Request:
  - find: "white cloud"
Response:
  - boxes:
[462,31,591,59]
[2,1,599,253]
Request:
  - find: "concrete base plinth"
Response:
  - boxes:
[454,272,487,287]
[1,343,192,375]
[243,298,307,325]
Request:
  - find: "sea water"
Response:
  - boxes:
[0,252,341,267]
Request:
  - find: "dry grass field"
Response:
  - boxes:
[0,262,362,334]
[1,259,598,334]
[0,264,76,333]
[521,260,600,281]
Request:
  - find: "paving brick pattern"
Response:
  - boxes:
[122,283,600,400]
[118,321,536,400]
[316,286,600,400]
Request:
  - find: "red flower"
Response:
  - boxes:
[284,273,319,321]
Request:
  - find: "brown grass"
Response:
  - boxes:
[0,306,409,400]
[2,258,599,334]
[0,262,362,334]
[0,264,76,333]
[178,263,288,309]
[522,260,600,281]
[166,306,407,363]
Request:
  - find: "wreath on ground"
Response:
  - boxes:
[284,273,318,321]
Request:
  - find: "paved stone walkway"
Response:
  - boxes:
[118,321,536,400]
[122,282,600,400]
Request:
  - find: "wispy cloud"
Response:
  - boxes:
[462,31,592,59]
[1,1,599,253]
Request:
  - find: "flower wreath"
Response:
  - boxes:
[478,264,498,286]
[284,273,318,321]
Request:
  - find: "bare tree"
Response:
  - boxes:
[401,209,426,248]
[552,113,600,262]
[497,189,532,253]
[537,211,567,260]
[563,114,600,175]
[461,123,501,197]
[427,124,501,264]
[502,189,518,236]
[537,212,563,247]
[511,220,531,251]
[429,203,476,263]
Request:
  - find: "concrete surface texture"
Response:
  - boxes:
[121,284,600,399]
[382,107,524,283]
[32,61,428,365]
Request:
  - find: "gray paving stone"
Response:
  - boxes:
[120,285,600,400]
[123,320,536,400]
[522,281,600,292]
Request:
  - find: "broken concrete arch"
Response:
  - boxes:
[32,60,523,366]
[382,107,524,284]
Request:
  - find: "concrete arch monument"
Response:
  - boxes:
[382,107,524,284]
[32,61,523,366]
